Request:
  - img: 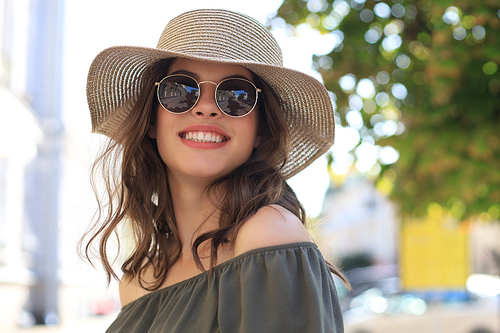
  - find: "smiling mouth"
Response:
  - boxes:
[180,131,228,143]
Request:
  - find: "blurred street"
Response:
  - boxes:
[3,315,116,333]
[1,284,119,333]
[345,296,500,333]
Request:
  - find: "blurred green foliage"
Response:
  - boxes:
[273,0,500,220]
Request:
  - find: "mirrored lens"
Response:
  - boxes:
[216,79,257,117]
[158,75,199,113]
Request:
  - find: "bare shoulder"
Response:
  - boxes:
[119,272,150,307]
[234,204,312,256]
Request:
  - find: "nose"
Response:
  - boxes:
[191,81,222,118]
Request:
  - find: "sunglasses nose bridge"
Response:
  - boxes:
[198,80,217,86]
[196,80,219,101]
[198,80,219,96]
[192,80,223,117]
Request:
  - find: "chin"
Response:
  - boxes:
[175,163,236,181]
[190,168,235,181]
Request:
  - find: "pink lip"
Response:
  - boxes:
[179,124,230,149]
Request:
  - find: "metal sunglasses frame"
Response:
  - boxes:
[155,74,261,118]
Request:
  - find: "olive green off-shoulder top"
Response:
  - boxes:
[106,242,344,333]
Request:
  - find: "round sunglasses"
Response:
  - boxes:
[155,74,261,117]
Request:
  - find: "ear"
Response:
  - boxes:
[147,124,156,139]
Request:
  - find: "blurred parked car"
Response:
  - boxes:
[342,274,500,333]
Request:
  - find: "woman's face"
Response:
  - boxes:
[149,58,261,184]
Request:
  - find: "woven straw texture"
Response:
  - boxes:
[86,9,335,179]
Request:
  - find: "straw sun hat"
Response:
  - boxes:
[86,8,335,179]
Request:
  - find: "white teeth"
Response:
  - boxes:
[183,131,225,143]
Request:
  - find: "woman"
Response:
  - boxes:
[84,8,346,333]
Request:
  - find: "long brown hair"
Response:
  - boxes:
[81,58,348,290]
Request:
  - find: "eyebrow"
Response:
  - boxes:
[169,70,253,82]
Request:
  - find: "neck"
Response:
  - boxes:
[167,171,220,257]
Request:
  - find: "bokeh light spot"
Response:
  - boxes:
[490,79,500,95]
[360,9,374,23]
[335,126,360,152]
[428,202,444,218]
[405,5,417,20]
[339,74,357,91]
[382,120,398,136]
[408,299,427,315]
[448,198,466,219]
[307,0,328,13]
[375,92,390,107]
[381,106,400,121]
[356,78,376,99]
[373,122,385,137]
[376,71,390,85]
[391,83,408,100]
[374,2,391,18]
[483,61,498,75]
[346,109,364,129]
[391,4,405,18]
[383,20,404,36]
[355,141,379,173]
[453,27,467,40]
[271,17,287,30]
[365,26,383,43]
[306,13,321,27]
[462,15,477,29]
[322,15,341,30]
[396,54,411,69]
[370,114,384,126]
[443,6,460,25]
[472,25,486,40]
[333,0,351,17]
[382,34,402,51]
[369,296,389,313]
[488,204,500,220]
[349,94,364,111]
[318,55,333,69]
[379,146,399,164]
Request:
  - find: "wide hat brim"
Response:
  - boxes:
[86,9,335,179]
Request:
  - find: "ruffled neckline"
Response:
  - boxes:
[121,241,318,310]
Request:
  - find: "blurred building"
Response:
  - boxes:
[319,176,399,267]
[320,174,500,303]
[400,215,469,294]
[470,222,500,276]
[0,0,64,327]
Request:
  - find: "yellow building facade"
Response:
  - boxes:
[400,214,469,290]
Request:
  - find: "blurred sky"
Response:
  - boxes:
[63,0,336,217]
